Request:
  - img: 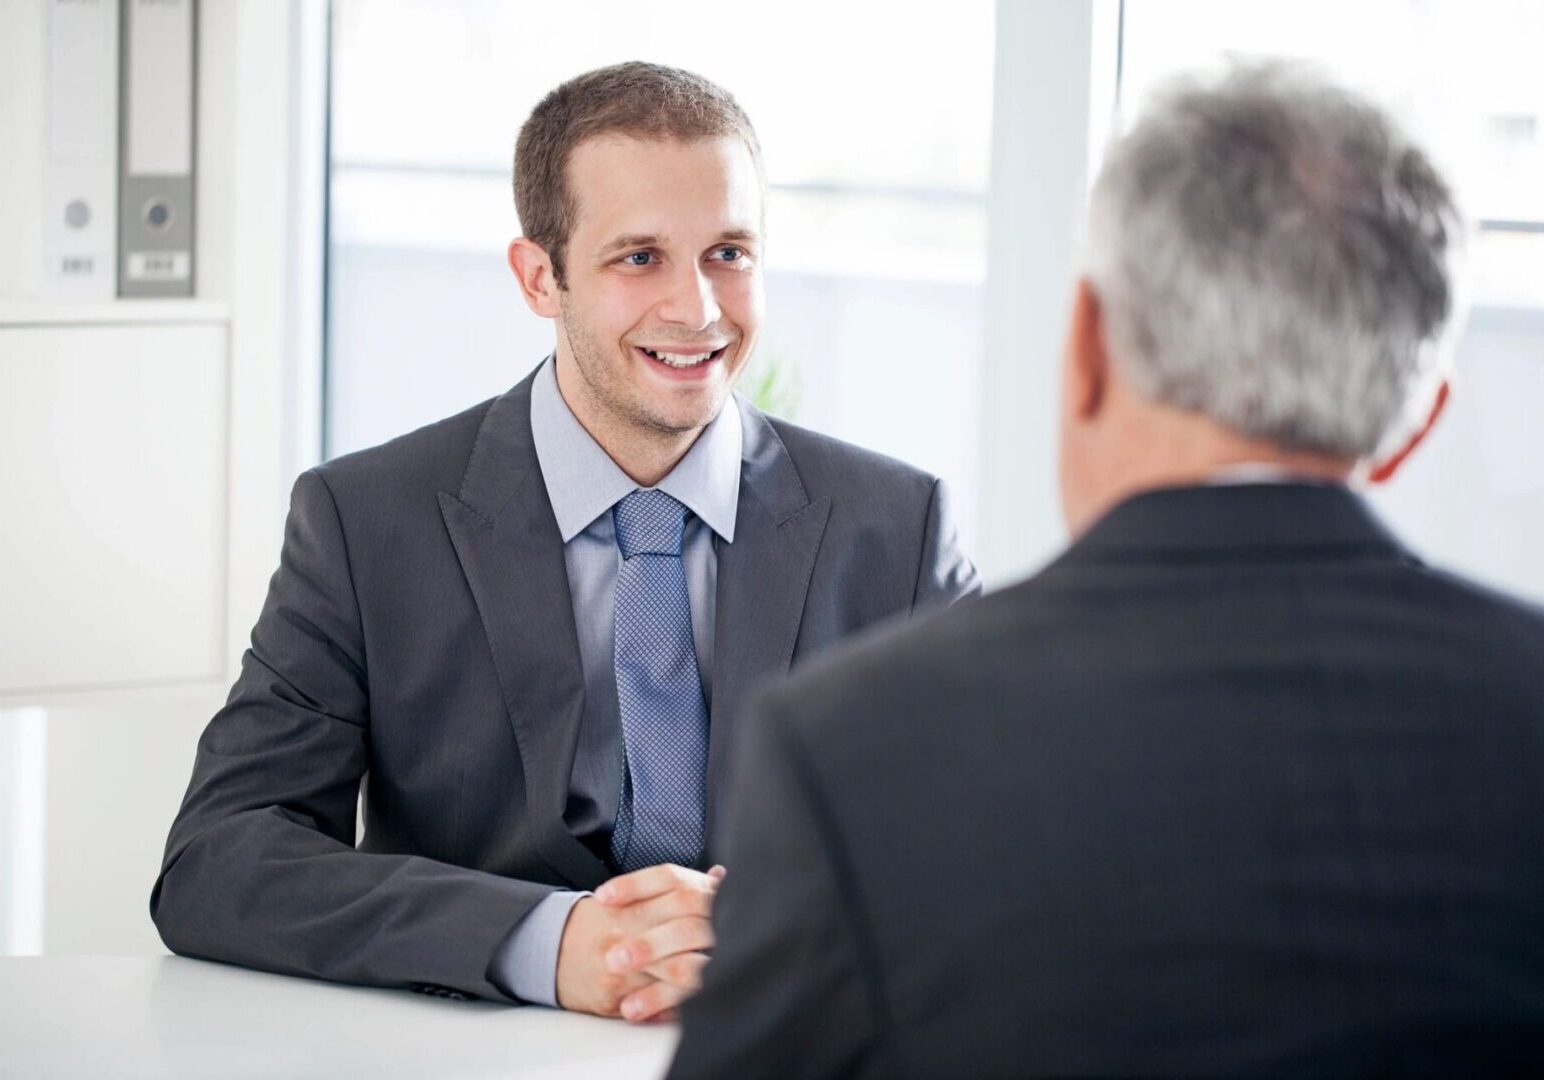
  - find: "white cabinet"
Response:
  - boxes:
[0,312,228,694]
[0,0,320,959]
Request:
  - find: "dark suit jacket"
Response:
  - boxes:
[150,370,978,1001]
[672,483,1544,1078]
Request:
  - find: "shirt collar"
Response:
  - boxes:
[529,355,742,544]
[1207,463,1307,485]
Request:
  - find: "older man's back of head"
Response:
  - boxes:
[670,63,1544,1079]
[1058,61,1462,536]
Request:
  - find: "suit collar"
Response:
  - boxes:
[730,393,813,525]
[705,399,830,833]
[452,369,544,524]
[439,370,608,889]
[1065,482,1409,562]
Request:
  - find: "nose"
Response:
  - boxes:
[657,262,721,331]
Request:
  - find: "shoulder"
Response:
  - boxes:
[1416,560,1544,618]
[1407,560,1544,657]
[760,410,940,507]
[306,396,496,512]
[765,580,1031,747]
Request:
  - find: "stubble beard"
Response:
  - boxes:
[558,293,730,442]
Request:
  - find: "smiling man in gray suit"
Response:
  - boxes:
[672,63,1544,1076]
[151,62,976,1023]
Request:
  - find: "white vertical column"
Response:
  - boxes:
[0,708,47,955]
[977,0,1121,587]
[222,0,329,676]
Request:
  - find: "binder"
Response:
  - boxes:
[43,0,119,301]
[117,0,196,298]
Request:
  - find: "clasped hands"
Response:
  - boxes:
[555,862,726,1023]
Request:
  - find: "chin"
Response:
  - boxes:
[640,379,733,430]
[642,398,725,436]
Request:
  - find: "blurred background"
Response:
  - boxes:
[1,0,1540,957]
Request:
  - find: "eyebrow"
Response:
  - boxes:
[716,229,760,245]
[596,234,661,258]
[594,229,762,259]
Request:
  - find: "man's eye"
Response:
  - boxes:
[714,246,745,262]
[624,252,653,266]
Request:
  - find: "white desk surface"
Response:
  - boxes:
[0,956,679,1079]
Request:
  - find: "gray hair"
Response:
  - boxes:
[1083,62,1462,458]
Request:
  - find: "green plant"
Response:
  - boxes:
[739,347,801,420]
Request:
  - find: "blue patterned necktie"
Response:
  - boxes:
[608,489,710,873]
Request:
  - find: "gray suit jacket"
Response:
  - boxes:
[150,369,978,1001]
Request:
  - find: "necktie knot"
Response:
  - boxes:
[614,489,687,559]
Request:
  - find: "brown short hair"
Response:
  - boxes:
[513,62,764,288]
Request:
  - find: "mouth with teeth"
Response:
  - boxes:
[635,344,730,376]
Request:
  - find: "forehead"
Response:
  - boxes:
[565,135,764,246]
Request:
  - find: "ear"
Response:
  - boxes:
[507,237,562,319]
[1366,379,1450,484]
[1065,278,1110,421]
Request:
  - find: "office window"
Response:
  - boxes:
[1118,0,1544,600]
[1121,0,1544,310]
[326,1,994,543]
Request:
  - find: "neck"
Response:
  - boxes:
[552,357,700,488]
[601,432,697,489]
[1068,391,1355,536]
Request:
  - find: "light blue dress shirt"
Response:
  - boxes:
[488,356,742,1005]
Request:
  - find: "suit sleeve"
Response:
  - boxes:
[915,477,982,609]
[669,692,883,1080]
[149,469,553,1001]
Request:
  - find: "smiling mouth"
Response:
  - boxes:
[637,345,729,369]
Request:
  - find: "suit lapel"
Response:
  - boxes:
[708,400,831,827]
[438,377,609,890]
